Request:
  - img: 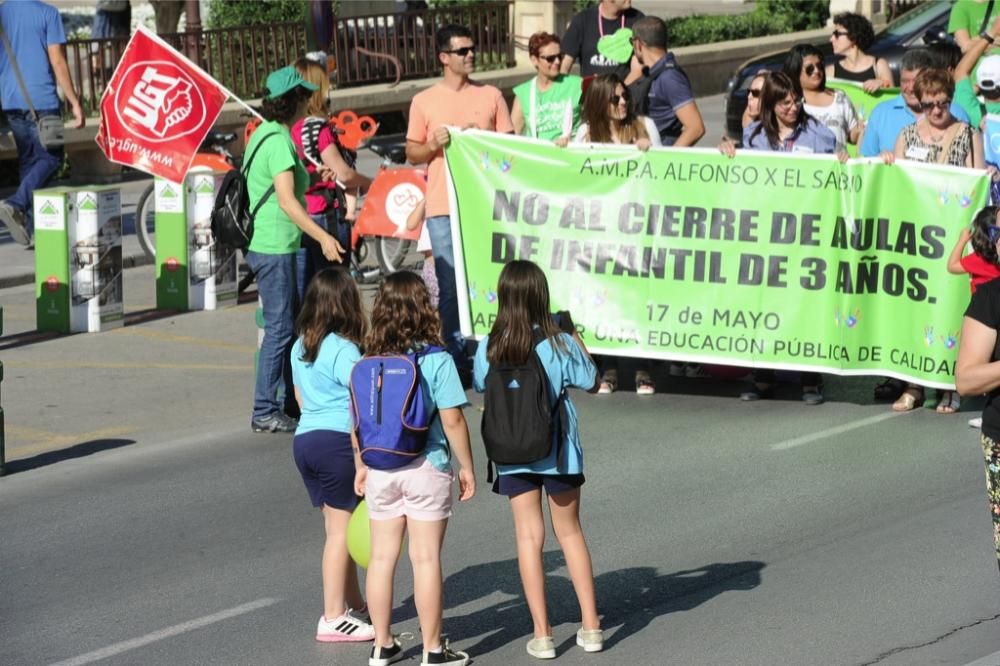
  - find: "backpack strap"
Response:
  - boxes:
[410,345,450,462]
[243,132,280,220]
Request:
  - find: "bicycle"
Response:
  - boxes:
[134,129,238,260]
[350,131,427,279]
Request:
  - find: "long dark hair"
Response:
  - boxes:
[487,261,566,365]
[579,73,649,145]
[971,206,1000,265]
[783,43,826,90]
[365,272,443,354]
[749,71,811,150]
[295,268,366,363]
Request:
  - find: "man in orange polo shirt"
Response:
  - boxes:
[406,24,514,369]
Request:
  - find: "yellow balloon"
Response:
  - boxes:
[347,500,371,568]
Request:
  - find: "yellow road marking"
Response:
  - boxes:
[5,425,137,458]
[110,327,256,353]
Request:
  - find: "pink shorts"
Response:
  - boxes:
[365,456,454,521]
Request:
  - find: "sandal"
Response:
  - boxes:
[935,390,961,414]
[597,372,617,395]
[635,371,656,395]
[892,386,924,412]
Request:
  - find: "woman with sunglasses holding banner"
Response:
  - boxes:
[785,44,861,152]
[511,32,582,147]
[882,67,985,414]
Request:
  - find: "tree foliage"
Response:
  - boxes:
[206,0,307,30]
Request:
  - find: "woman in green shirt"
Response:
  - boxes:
[247,65,345,433]
[511,32,582,146]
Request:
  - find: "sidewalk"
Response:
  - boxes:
[0,179,153,289]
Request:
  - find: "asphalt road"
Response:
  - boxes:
[2,92,1000,666]
[1,256,999,665]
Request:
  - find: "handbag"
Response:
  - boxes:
[0,19,65,149]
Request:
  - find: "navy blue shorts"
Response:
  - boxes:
[492,472,586,498]
[292,429,360,510]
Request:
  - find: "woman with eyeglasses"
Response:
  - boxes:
[827,12,892,93]
[512,32,582,147]
[743,71,769,129]
[575,73,659,394]
[720,71,838,405]
[882,69,984,171]
[785,44,861,152]
[883,69,984,414]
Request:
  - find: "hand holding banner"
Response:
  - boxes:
[444,131,988,389]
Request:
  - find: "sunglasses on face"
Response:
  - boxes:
[831,30,849,38]
[919,99,951,111]
[748,88,763,98]
[538,53,563,64]
[804,63,821,76]
[981,79,1000,92]
[444,46,475,57]
[611,92,630,105]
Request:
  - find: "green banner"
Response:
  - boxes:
[826,78,899,158]
[444,131,990,389]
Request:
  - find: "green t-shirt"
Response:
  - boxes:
[955,77,1000,128]
[246,120,308,255]
[949,0,1000,35]
[513,74,582,140]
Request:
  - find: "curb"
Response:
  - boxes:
[0,250,153,290]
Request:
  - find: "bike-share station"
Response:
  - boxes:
[153,169,238,311]
[34,186,124,334]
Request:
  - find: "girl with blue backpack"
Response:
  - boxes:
[472,260,604,659]
[353,271,476,666]
[290,268,375,643]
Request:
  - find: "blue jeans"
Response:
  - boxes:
[247,250,298,420]
[6,109,64,235]
[426,215,466,367]
[295,209,351,305]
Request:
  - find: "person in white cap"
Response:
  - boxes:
[954,15,1000,129]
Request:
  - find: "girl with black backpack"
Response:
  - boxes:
[472,260,604,659]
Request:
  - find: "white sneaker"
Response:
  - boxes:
[526,636,556,659]
[576,627,604,653]
[969,416,983,428]
[316,610,375,642]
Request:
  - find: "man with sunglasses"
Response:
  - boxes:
[628,16,704,147]
[859,48,971,157]
[406,25,514,373]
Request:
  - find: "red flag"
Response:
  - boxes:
[96,26,228,183]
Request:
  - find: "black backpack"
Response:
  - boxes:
[211,132,279,250]
[628,56,676,117]
[480,331,567,481]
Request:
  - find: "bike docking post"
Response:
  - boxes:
[154,169,238,311]
[34,187,124,334]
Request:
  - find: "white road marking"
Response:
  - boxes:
[48,598,279,666]
[771,411,909,451]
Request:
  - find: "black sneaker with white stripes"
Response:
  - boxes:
[315,610,375,643]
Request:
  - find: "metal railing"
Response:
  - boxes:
[330,1,516,87]
[66,22,309,116]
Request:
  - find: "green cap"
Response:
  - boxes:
[265,65,319,99]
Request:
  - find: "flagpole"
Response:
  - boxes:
[131,26,323,168]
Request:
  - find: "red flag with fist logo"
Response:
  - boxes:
[96,26,228,183]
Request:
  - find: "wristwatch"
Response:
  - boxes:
[980,30,996,44]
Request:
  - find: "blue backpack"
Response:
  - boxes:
[349,346,443,470]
